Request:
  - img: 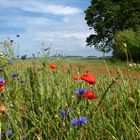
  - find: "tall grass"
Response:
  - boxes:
[0,58,140,140]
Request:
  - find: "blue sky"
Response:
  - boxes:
[0,0,103,57]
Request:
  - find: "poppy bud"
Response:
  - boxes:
[74,75,79,80]
[50,63,56,69]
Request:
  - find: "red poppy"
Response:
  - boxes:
[50,63,56,69]
[0,80,6,92]
[0,79,7,86]
[81,72,96,84]
[74,75,79,80]
[0,83,4,87]
[82,91,97,99]
[0,85,5,92]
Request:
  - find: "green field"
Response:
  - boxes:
[0,58,140,140]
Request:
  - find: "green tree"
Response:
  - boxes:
[85,0,140,52]
[113,27,140,61]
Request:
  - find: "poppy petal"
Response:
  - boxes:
[82,91,97,99]
[81,73,96,84]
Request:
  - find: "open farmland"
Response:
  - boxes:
[0,57,140,139]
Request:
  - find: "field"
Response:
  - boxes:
[0,57,140,140]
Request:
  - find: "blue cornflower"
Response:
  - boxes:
[60,109,70,118]
[78,117,88,124]
[71,119,78,126]
[8,60,13,65]
[7,130,12,136]
[75,88,87,96]
[4,54,8,57]
[44,48,50,51]
[1,132,6,138]
[71,117,88,126]
[16,35,20,37]
[58,54,61,57]
[0,78,5,83]
[1,130,12,138]
[32,53,35,57]
[10,40,14,43]
[60,110,65,118]
[66,110,70,117]
[0,68,3,72]
[12,73,19,77]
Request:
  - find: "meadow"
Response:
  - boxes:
[0,57,140,140]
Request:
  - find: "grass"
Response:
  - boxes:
[0,57,140,140]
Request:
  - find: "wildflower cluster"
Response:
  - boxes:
[70,72,97,127]
[71,117,88,126]
[74,72,97,99]
[1,130,12,139]
[0,77,6,93]
[60,109,70,118]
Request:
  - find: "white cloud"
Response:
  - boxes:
[23,4,81,15]
[0,14,96,56]
[0,0,101,56]
[0,0,82,15]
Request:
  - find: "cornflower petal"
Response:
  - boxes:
[75,90,80,95]
[66,109,70,117]
[75,89,87,96]
[0,78,5,83]
[71,119,78,126]
[7,130,12,136]
[79,117,88,124]
[0,68,3,72]
[60,110,65,118]
[12,73,19,77]
[81,88,87,94]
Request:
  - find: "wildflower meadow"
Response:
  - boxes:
[0,38,140,140]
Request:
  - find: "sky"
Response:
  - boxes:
[0,0,104,57]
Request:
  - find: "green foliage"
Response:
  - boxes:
[0,59,140,139]
[85,0,140,52]
[0,37,16,58]
[113,27,140,61]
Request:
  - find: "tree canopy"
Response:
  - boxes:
[85,0,140,53]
